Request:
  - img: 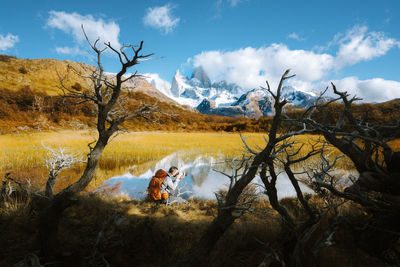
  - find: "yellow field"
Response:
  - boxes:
[2,130,397,194]
[0,130,268,192]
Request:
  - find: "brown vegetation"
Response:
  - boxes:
[0,54,94,96]
[1,85,399,134]
[0,191,388,267]
[0,85,273,133]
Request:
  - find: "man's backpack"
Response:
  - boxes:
[148,169,169,201]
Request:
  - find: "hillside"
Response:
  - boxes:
[0,55,93,95]
[0,54,399,134]
[0,85,273,133]
[0,54,179,106]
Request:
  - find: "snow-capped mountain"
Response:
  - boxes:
[170,66,244,107]
[197,86,322,118]
[280,86,320,108]
[146,66,325,118]
[233,88,274,118]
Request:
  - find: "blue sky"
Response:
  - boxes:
[1,0,400,101]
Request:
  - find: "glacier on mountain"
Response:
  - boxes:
[147,66,324,118]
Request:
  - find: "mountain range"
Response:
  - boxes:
[147,66,324,118]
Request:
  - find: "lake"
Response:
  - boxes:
[103,151,316,200]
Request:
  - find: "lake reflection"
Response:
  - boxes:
[103,152,312,200]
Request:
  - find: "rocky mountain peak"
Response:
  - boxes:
[149,66,325,119]
[191,66,211,88]
[197,98,217,114]
[171,70,188,97]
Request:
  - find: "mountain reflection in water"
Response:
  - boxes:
[103,152,312,200]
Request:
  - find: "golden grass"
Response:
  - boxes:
[388,139,400,151]
[2,130,396,193]
[0,130,261,169]
[0,57,92,95]
[0,130,268,192]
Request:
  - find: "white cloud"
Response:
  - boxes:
[143,73,172,96]
[213,0,247,18]
[322,77,400,103]
[55,46,86,56]
[217,0,247,8]
[288,32,304,41]
[189,25,400,102]
[228,0,244,7]
[0,33,19,51]
[46,10,121,53]
[143,4,180,34]
[193,44,334,90]
[334,25,399,68]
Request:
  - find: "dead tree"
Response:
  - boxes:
[256,137,347,267]
[38,26,154,258]
[177,70,319,266]
[42,143,83,199]
[178,71,361,267]
[295,83,400,264]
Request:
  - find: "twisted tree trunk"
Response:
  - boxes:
[38,138,108,258]
[36,27,152,260]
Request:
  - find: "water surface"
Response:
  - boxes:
[104,152,317,200]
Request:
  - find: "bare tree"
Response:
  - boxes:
[256,137,346,267]
[38,26,154,258]
[295,83,400,264]
[42,142,83,199]
[177,70,327,266]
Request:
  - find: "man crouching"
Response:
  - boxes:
[148,166,185,204]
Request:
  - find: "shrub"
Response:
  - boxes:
[18,67,28,74]
[71,82,82,91]
[0,54,16,62]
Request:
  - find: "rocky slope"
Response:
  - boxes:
[0,55,179,106]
